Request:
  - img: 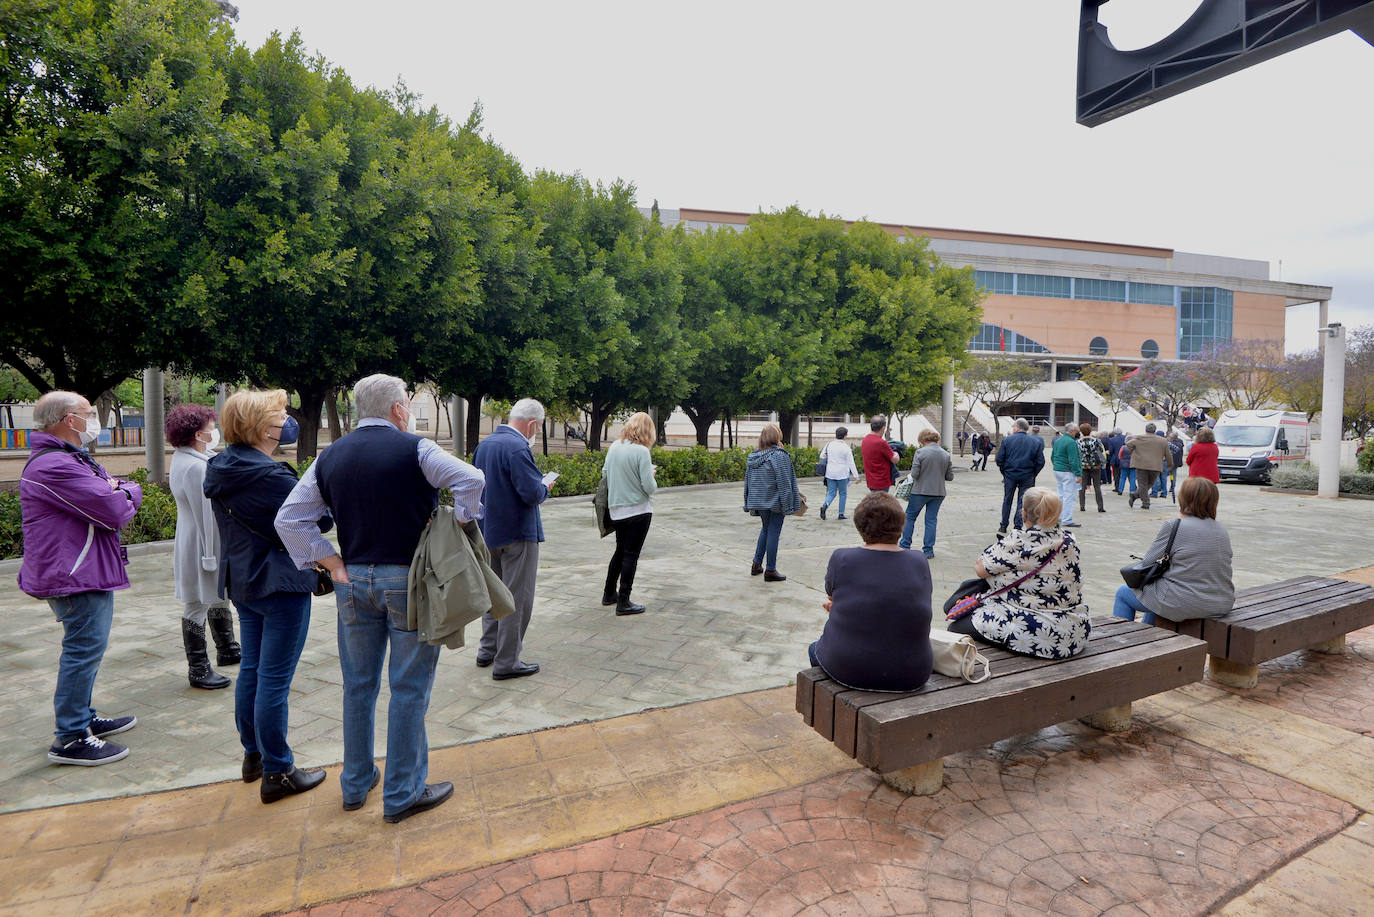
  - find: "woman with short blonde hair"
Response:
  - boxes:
[757,423,783,450]
[601,412,658,615]
[220,390,289,448]
[947,487,1089,659]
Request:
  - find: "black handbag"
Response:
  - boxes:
[1120,520,1180,590]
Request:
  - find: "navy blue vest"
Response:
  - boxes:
[314,424,437,565]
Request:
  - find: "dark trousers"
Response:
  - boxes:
[604,512,652,600]
[1080,471,1104,511]
[1134,469,1160,507]
[1000,474,1035,530]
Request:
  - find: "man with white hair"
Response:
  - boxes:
[20,391,143,766]
[471,398,552,680]
[993,417,1044,535]
[276,373,484,823]
[1050,424,1083,528]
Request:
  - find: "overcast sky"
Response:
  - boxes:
[233,1,1374,352]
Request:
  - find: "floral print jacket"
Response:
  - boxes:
[971,526,1089,659]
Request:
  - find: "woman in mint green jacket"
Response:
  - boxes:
[601,412,658,616]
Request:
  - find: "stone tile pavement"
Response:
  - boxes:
[2,470,1371,812]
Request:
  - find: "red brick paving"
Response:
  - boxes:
[1214,624,1374,736]
[279,722,1356,917]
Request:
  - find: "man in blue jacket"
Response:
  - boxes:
[994,417,1044,535]
[472,398,552,680]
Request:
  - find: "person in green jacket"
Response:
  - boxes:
[1050,425,1083,528]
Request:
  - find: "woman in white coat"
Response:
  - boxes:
[166,403,238,689]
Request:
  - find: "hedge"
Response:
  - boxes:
[1270,462,1374,496]
[2,443,906,559]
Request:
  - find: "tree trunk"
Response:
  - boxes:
[683,405,719,448]
[541,418,548,456]
[293,387,328,463]
[464,394,483,455]
[779,410,799,446]
[588,401,614,451]
[324,388,342,445]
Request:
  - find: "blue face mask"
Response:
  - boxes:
[277,415,299,446]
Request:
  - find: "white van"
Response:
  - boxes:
[1212,410,1309,483]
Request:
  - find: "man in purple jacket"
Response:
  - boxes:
[19,391,143,766]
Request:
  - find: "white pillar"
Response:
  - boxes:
[941,375,955,448]
[214,383,229,416]
[143,368,166,484]
[1317,323,1346,498]
[448,396,465,456]
[1318,301,1329,353]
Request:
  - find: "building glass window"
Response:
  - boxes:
[969,324,1050,354]
[1075,279,1127,302]
[1140,339,1160,359]
[1088,336,1109,355]
[1127,282,1175,306]
[1177,287,1234,357]
[974,270,1015,295]
[1015,274,1072,299]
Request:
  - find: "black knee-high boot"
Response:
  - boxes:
[183,620,231,690]
[207,607,241,666]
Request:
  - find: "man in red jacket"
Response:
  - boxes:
[861,416,899,492]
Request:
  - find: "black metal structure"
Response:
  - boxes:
[1077,0,1374,126]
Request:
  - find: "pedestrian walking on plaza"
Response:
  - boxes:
[956,430,967,456]
[205,390,328,803]
[744,422,800,582]
[1151,429,1171,498]
[20,391,142,766]
[470,398,551,680]
[975,432,993,470]
[861,416,900,492]
[1114,435,1136,496]
[1126,423,1170,510]
[1050,424,1083,528]
[994,418,1044,535]
[1104,427,1125,491]
[1077,424,1106,514]
[168,403,238,691]
[819,426,859,520]
[897,430,953,557]
[1186,427,1220,483]
[601,412,657,616]
[276,374,485,821]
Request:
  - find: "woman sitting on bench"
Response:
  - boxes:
[1113,476,1233,625]
[949,487,1089,659]
[808,494,933,692]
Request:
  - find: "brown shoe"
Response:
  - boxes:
[750,563,764,576]
[764,570,787,582]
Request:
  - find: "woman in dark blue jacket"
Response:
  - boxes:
[204,390,330,803]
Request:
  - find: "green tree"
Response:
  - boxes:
[0,0,235,399]
[1119,360,1207,431]
[1078,362,1129,428]
[956,356,1046,440]
[1271,350,1324,420]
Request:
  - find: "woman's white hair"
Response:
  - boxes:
[354,374,408,420]
[508,398,545,424]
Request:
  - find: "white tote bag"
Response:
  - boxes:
[930,629,991,683]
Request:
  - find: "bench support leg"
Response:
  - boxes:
[1208,655,1259,689]
[1309,635,1347,655]
[1080,702,1133,732]
[881,758,943,795]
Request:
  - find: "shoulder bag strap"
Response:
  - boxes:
[982,537,1067,601]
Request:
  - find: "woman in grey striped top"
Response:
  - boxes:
[1113,476,1234,624]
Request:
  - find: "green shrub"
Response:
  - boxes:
[0,491,22,559]
[121,468,179,544]
[1358,439,1374,474]
[1270,461,1374,495]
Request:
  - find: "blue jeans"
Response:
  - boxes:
[822,478,849,515]
[235,591,312,774]
[1115,468,1135,494]
[899,494,944,554]
[48,591,115,743]
[1112,585,1157,625]
[1000,475,1034,530]
[336,564,441,816]
[753,511,786,571]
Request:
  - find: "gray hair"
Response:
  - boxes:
[1063,424,1078,435]
[33,391,86,428]
[508,398,545,424]
[354,374,408,420]
[1112,428,1122,436]
[1145,422,1157,434]
[1014,418,1030,432]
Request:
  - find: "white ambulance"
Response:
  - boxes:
[1212,409,1309,483]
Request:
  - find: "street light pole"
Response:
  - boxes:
[1317,323,1346,499]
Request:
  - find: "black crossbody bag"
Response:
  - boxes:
[222,503,334,597]
[1120,519,1180,590]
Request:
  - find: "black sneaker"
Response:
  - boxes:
[819,504,827,520]
[48,731,129,766]
[90,714,136,738]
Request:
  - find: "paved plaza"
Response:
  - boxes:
[1,465,1373,915]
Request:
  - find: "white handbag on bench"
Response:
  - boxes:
[930,629,991,683]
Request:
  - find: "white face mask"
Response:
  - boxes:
[73,414,100,445]
[406,409,417,434]
[198,428,220,451]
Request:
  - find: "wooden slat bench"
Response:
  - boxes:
[796,618,1206,795]
[1150,575,1374,689]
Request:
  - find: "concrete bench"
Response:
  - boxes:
[1150,575,1374,689]
[796,618,1206,795]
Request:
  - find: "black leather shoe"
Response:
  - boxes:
[764,570,787,582]
[819,504,827,520]
[474,656,493,668]
[601,592,617,606]
[383,781,453,824]
[260,765,326,804]
[242,752,263,783]
[750,563,763,576]
[493,662,540,680]
[343,766,382,811]
[615,598,646,616]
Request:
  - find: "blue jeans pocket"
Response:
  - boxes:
[384,590,412,632]
[335,581,357,625]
